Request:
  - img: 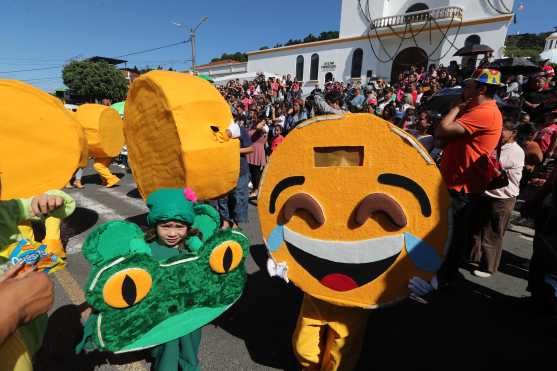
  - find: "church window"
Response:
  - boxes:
[296,55,304,81]
[310,53,319,81]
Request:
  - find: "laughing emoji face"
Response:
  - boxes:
[258,114,450,308]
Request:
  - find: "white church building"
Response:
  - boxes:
[540,29,557,64]
[247,0,515,94]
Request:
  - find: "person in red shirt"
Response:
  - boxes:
[534,109,557,159]
[435,68,504,285]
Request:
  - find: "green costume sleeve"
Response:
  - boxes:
[187,204,221,252]
[0,198,31,253]
[43,190,76,220]
[0,190,75,258]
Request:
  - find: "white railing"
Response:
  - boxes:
[371,6,463,29]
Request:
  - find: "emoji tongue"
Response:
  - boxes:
[320,273,358,292]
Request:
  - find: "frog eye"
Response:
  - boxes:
[103,268,152,308]
[209,241,243,273]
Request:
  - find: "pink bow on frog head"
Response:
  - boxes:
[183,187,198,203]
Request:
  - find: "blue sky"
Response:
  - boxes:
[0,0,552,92]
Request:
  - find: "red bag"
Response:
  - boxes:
[485,144,509,190]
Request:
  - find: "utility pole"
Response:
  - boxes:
[190,28,196,72]
[174,16,208,73]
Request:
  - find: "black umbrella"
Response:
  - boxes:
[454,44,494,56]
[487,57,539,76]
[420,87,520,118]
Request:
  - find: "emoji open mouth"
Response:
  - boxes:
[283,227,403,292]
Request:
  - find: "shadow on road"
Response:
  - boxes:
[60,207,100,246]
[127,188,142,199]
[357,278,557,370]
[82,172,125,186]
[213,243,556,371]
[213,244,302,370]
[499,249,531,281]
[28,207,99,250]
[126,212,149,230]
[35,304,149,371]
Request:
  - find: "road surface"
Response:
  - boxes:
[34,167,556,370]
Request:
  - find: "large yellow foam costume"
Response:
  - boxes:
[124,71,239,200]
[75,104,124,188]
[0,80,81,371]
[258,114,450,370]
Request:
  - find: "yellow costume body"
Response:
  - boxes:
[75,104,124,188]
[294,295,369,371]
[92,157,120,187]
[258,114,450,369]
[0,80,81,370]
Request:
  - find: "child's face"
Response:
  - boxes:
[417,114,430,130]
[156,221,189,247]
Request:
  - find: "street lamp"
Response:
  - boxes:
[173,16,208,72]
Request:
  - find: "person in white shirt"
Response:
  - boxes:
[469,120,525,277]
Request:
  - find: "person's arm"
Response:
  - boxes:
[0,265,54,345]
[547,133,557,158]
[523,165,557,217]
[240,145,255,154]
[523,100,540,109]
[435,100,468,141]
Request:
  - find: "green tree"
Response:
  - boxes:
[208,30,340,61]
[210,52,248,63]
[504,32,551,58]
[62,60,128,102]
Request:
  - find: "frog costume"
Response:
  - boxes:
[77,189,249,371]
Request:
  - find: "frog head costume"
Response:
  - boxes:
[77,189,250,353]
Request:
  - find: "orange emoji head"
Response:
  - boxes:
[258,114,450,308]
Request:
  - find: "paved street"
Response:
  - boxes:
[34,166,556,371]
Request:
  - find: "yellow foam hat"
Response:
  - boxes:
[124,71,239,200]
[75,104,125,158]
[0,80,85,199]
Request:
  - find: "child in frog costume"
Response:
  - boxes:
[0,190,75,371]
[77,188,250,371]
[146,188,221,371]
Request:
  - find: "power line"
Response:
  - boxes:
[114,40,189,58]
[22,76,61,82]
[0,65,62,74]
[0,57,68,62]
[0,40,188,74]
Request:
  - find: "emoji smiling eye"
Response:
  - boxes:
[209,241,244,273]
[103,268,152,308]
[354,193,407,228]
[282,193,325,227]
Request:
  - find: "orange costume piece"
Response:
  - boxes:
[124,71,239,200]
[75,104,124,187]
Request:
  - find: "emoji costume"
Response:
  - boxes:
[75,104,125,188]
[258,114,450,370]
[0,80,80,371]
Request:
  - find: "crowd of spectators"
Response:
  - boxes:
[217,60,556,174]
[215,59,557,310]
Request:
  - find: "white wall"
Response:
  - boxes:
[248,13,511,94]
[339,0,515,38]
[198,62,247,77]
[339,0,381,37]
